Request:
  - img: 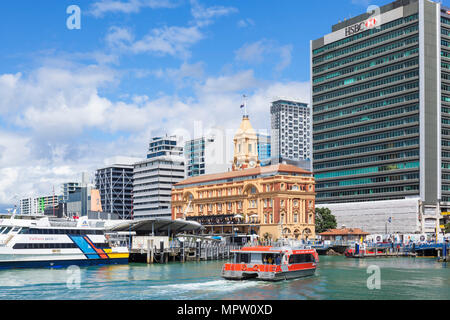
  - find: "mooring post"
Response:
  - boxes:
[196,240,201,262]
[181,240,185,263]
[146,238,151,264]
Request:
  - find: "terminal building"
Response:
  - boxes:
[172,115,316,240]
[311,0,448,234]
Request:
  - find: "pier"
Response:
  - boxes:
[129,235,241,264]
[108,217,245,264]
[309,240,449,260]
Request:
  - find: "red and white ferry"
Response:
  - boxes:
[222,242,319,281]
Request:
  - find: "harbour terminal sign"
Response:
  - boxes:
[345,17,379,37]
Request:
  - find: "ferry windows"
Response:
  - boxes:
[236,253,250,264]
[288,254,315,264]
[1,227,12,234]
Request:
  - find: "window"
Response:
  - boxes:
[288,254,315,264]
[236,253,250,264]
[1,227,12,234]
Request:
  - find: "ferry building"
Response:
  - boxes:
[171,115,316,240]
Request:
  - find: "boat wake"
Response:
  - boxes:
[139,279,262,299]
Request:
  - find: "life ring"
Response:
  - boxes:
[252,265,259,272]
[242,265,247,271]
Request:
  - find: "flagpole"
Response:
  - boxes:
[243,95,248,117]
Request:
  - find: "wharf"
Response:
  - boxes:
[346,242,449,259]
[129,234,241,264]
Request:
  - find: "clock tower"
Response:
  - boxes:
[232,115,260,171]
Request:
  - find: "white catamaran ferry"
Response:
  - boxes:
[0,214,130,269]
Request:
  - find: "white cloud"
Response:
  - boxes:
[132,25,204,58]
[235,39,293,72]
[190,0,238,27]
[104,0,237,59]
[106,24,204,59]
[153,61,205,87]
[237,18,255,28]
[89,0,179,17]
[0,59,309,207]
[106,27,135,50]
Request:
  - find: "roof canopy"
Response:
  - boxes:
[107,218,203,234]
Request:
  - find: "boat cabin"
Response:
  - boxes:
[232,246,317,266]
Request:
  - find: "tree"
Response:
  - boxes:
[315,208,337,234]
[445,223,450,234]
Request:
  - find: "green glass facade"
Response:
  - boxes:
[312,2,423,204]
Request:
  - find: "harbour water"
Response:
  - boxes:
[0,256,448,300]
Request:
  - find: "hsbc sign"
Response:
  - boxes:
[345,17,379,37]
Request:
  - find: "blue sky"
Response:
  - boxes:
[0,0,401,209]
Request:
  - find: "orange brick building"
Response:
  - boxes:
[171,164,316,239]
[171,115,316,240]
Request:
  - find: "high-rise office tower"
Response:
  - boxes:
[257,133,272,167]
[271,99,312,171]
[311,0,447,234]
[20,195,61,215]
[185,130,231,178]
[133,136,185,219]
[95,157,140,220]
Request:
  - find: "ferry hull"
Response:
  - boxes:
[222,268,316,282]
[0,257,129,270]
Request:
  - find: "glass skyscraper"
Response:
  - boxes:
[311,0,446,234]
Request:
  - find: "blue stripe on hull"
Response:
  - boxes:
[0,258,129,270]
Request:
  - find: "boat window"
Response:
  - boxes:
[250,253,262,264]
[0,227,5,233]
[1,227,12,234]
[11,227,20,232]
[289,254,315,264]
[236,253,250,264]
[19,228,29,234]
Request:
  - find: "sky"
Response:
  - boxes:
[0,0,398,210]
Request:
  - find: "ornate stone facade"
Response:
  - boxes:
[171,115,316,239]
[171,164,316,240]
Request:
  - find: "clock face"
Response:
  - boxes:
[249,161,256,168]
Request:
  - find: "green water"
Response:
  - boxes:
[0,256,448,300]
